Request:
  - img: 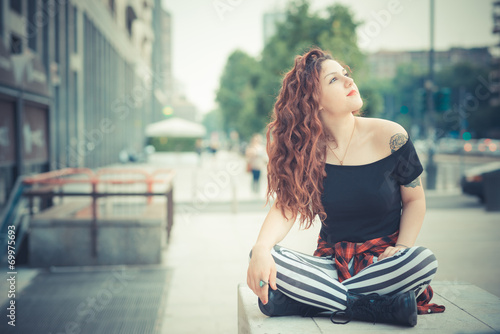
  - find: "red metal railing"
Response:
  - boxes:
[23,168,175,258]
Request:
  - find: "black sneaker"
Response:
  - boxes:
[258,289,327,317]
[331,290,418,327]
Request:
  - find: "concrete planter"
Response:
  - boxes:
[29,202,166,267]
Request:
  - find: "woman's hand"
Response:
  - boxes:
[247,246,278,305]
[246,202,295,304]
[378,245,408,261]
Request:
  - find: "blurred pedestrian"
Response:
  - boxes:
[247,48,444,327]
[229,130,240,153]
[195,138,203,166]
[209,133,219,155]
[245,134,267,194]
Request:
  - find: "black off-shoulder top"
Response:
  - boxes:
[320,137,424,244]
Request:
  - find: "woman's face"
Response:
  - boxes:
[318,59,363,116]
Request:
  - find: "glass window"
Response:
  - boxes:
[54,3,59,62]
[0,0,4,36]
[9,0,21,14]
[10,34,22,54]
[27,0,37,51]
[126,6,137,37]
[73,5,77,52]
[108,0,115,15]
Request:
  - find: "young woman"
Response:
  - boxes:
[247,48,445,327]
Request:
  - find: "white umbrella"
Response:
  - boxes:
[145,117,206,138]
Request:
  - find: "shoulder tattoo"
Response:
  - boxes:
[389,133,408,153]
[404,177,421,188]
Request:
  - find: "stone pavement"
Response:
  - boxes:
[238,281,500,334]
[238,282,500,333]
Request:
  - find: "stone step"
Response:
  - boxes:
[238,282,500,333]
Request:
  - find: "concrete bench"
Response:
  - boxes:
[238,282,500,333]
[29,202,166,267]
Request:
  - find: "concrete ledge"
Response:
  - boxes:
[238,282,500,333]
[29,203,166,267]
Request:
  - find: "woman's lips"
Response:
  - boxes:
[347,90,357,96]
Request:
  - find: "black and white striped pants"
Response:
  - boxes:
[271,245,438,311]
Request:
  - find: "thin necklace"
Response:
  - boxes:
[327,118,356,165]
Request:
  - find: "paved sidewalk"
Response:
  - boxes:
[139,150,269,204]
[1,265,171,334]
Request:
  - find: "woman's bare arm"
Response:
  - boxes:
[247,201,296,304]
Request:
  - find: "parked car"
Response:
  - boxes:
[478,138,500,156]
[461,162,500,202]
[463,138,500,157]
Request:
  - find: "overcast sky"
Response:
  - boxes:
[162,0,498,115]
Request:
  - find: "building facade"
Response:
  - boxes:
[151,0,172,121]
[491,0,500,106]
[0,0,171,210]
[367,47,493,79]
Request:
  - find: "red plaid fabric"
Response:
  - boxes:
[313,231,445,314]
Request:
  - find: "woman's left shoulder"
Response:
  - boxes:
[361,118,409,154]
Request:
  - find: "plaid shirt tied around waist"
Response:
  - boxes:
[313,231,445,314]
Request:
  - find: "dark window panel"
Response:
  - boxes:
[9,0,21,14]
[27,0,37,51]
[10,33,22,54]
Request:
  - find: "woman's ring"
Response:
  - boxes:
[259,280,268,288]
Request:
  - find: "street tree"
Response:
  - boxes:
[215,49,261,140]
[256,1,365,121]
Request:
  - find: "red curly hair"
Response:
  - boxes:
[266,47,337,229]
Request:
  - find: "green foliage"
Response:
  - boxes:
[356,80,390,118]
[215,0,498,140]
[375,60,497,138]
[215,49,261,140]
[433,62,496,138]
[318,5,365,79]
[256,1,364,119]
[147,137,197,152]
[202,109,224,135]
[363,62,429,133]
[215,0,364,141]
[389,64,427,129]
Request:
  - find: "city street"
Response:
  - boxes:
[418,152,500,192]
[1,150,499,334]
[1,1,498,333]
